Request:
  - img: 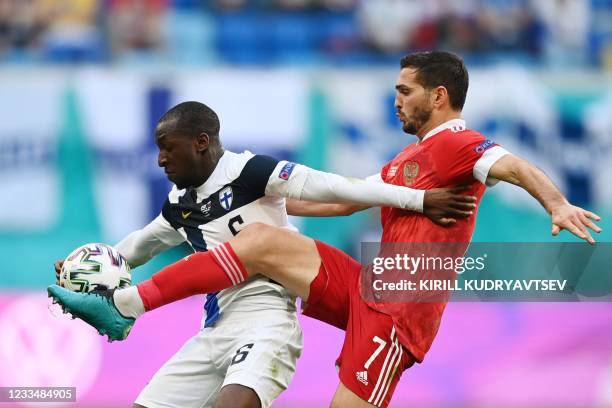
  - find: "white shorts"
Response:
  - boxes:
[135,309,303,408]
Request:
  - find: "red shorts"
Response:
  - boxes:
[303,241,415,408]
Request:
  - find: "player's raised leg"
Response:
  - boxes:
[47,223,324,340]
[120,222,319,314]
[130,222,321,312]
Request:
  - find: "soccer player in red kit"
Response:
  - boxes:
[50,51,601,408]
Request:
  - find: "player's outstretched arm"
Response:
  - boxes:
[267,163,476,222]
[285,187,476,226]
[488,155,602,244]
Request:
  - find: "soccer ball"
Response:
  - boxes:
[60,243,131,292]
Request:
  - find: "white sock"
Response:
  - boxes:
[113,286,145,319]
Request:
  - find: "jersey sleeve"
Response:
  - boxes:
[236,154,282,196]
[150,209,186,246]
[472,146,511,186]
[264,160,309,198]
[266,160,384,198]
[114,213,185,268]
[439,132,510,186]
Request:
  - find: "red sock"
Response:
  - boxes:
[137,242,248,311]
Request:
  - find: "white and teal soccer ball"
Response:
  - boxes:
[60,243,131,293]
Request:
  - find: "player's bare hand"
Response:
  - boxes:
[54,260,64,286]
[424,186,477,226]
[551,204,602,245]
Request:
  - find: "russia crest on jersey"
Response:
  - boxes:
[219,186,233,211]
[403,161,419,186]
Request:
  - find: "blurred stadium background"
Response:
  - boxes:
[1,0,612,406]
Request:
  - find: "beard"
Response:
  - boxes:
[402,103,433,135]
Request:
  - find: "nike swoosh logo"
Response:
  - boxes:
[181,211,192,219]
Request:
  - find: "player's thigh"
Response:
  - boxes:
[220,311,303,408]
[337,291,415,407]
[135,332,223,408]
[214,384,260,408]
[233,223,321,300]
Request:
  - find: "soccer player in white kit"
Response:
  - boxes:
[54,101,477,408]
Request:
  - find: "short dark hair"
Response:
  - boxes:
[158,101,220,139]
[400,51,469,111]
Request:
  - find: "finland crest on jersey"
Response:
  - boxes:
[219,186,233,211]
[160,150,298,328]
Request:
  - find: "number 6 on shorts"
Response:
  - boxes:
[230,343,254,365]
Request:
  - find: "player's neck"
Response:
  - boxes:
[194,147,225,187]
[416,112,462,141]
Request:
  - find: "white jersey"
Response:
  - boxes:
[116,150,302,327]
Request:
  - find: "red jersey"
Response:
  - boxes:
[366,119,508,362]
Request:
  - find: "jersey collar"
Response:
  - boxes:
[420,118,466,143]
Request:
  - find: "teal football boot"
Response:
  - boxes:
[47,284,135,342]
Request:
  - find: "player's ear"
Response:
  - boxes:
[195,132,210,153]
[432,86,448,109]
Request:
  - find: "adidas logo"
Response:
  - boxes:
[356,370,368,386]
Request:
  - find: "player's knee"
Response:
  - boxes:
[213,384,261,408]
